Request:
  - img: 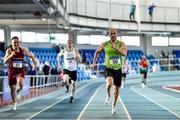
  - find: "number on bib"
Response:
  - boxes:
[110,56,120,65]
[13,61,23,68]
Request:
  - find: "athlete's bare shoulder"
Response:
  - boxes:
[6,47,12,54]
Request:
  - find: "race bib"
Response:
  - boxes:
[13,61,23,68]
[110,56,120,65]
[141,67,147,70]
[67,60,75,70]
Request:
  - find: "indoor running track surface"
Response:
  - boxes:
[0,75,180,120]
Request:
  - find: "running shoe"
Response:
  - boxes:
[69,96,74,103]
[141,83,145,88]
[111,106,116,114]
[12,102,17,111]
[105,95,111,106]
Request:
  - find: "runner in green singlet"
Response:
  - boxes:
[91,28,127,114]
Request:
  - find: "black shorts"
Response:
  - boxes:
[122,73,126,79]
[104,67,122,87]
[140,71,148,79]
[149,12,152,16]
[63,69,77,83]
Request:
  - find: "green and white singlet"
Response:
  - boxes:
[104,40,123,70]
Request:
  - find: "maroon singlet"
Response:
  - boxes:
[8,47,25,85]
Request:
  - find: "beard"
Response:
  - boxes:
[111,36,117,41]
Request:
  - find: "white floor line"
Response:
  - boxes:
[26,83,94,120]
[77,85,103,120]
[131,86,180,119]
[143,86,180,101]
[1,84,82,112]
[163,86,180,93]
[118,96,132,120]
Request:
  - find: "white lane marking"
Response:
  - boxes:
[77,85,103,120]
[147,86,180,101]
[131,86,180,119]
[163,86,180,93]
[119,96,132,120]
[26,83,95,120]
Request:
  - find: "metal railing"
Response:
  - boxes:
[0,58,179,110]
[127,57,180,74]
[92,57,180,75]
[0,75,63,110]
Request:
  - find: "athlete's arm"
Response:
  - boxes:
[139,60,142,68]
[75,49,82,63]
[3,48,15,63]
[23,48,36,68]
[127,64,130,74]
[112,41,127,56]
[57,50,63,69]
[146,60,149,67]
[92,42,105,69]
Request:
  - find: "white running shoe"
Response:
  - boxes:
[105,95,111,106]
[111,106,116,114]
[141,83,144,88]
[121,85,124,89]
[141,83,145,88]
[12,102,17,111]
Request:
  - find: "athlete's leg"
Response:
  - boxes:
[141,73,145,83]
[121,76,125,88]
[105,77,112,105]
[63,74,70,92]
[10,84,17,111]
[141,73,145,88]
[70,80,75,103]
[144,72,147,85]
[106,77,112,98]
[8,73,18,110]
[112,85,120,114]
[16,76,24,100]
[71,80,75,97]
[17,76,24,91]
[10,84,16,103]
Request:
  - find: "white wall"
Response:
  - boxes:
[3,25,180,58]
[99,0,180,8]
[8,32,180,59]
[68,0,180,23]
[145,35,180,57]
[20,42,55,49]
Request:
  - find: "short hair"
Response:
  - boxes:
[142,55,146,59]
[109,28,118,34]
[68,39,73,42]
[67,39,74,44]
[11,36,19,40]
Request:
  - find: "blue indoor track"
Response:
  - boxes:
[0,73,179,120]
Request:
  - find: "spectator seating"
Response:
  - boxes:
[80,49,156,73]
[29,47,58,67]
[0,50,4,57]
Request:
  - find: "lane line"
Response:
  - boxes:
[146,86,180,101]
[26,82,97,120]
[77,85,103,120]
[119,96,132,120]
[131,86,180,119]
[163,86,180,93]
